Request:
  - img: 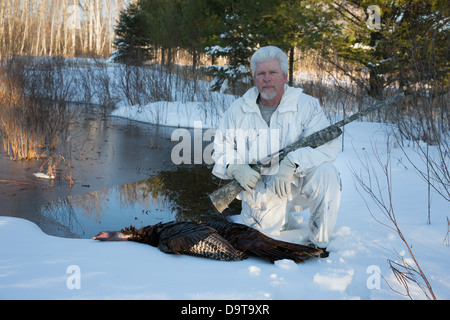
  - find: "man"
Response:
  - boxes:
[212,46,341,254]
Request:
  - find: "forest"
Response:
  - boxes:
[107,0,448,99]
[0,0,448,98]
[0,0,128,57]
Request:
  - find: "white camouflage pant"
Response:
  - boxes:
[238,162,342,248]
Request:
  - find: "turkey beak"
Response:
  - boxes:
[93,231,130,241]
[92,231,109,241]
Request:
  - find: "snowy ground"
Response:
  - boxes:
[0,61,448,300]
[1,119,448,300]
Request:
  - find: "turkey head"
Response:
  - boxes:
[92,231,131,241]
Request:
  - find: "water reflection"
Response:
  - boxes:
[40,165,241,238]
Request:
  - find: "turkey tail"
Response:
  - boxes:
[249,238,322,263]
[203,221,322,263]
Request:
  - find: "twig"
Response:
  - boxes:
[0,179,31,186]
[443,217,450,246]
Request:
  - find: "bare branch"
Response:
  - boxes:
[351,140,437,300]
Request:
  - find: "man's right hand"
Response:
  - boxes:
[226,163,261,192]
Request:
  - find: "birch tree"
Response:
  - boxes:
[0,0,128,58]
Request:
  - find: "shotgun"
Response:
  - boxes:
[209,92,405,213]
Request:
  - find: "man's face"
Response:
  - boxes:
[254,59,288,105]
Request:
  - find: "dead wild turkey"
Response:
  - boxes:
[93,220,322,263]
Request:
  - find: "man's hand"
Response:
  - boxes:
[227,163,261,192]
[272,157,297,198]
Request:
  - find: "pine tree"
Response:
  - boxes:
[322,0,449,98]
[111,2,152,64]
[205,0,337,92]
[206,12,256,95]
[253,0,337,86]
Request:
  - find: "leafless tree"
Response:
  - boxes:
[0,0,128,58]
[388,39,449,225]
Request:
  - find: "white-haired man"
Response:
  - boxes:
[212,46,341,255]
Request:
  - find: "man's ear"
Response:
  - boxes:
[284,74,288,84]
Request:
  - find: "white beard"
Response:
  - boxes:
[259,87,277,100]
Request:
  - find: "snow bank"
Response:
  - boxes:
[0,216,383,300]
[112,100,226,129]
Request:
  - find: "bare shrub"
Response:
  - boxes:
[387,42,449,224]
[0,56,39,160]
[0,56,77,160]
[117,63,174,107]
[92,59,116,113]
[351,141,437,300]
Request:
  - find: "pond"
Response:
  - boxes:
[0,105,240,238]
[39,166,241,239]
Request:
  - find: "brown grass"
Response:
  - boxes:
[0,56,75,160]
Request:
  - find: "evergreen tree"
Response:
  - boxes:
[180,0,223,72]
[322,0,449,98]
[206,0,336,92]
[206,11,257,95]
[111,2,152,65]
[254,0,337,85]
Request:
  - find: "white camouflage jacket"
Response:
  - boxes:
[212,85,339,180]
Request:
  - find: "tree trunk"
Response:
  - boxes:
[289,47,294,86]
[368,69,383,99]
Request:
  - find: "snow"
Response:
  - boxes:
[1,62,449,300]
[32,172,55,180]
[2,120,448,300]
[351,43,375,51]
[112,100,230,129]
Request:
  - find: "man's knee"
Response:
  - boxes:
[302,162,341,198]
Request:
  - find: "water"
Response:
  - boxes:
[0,106,239,238]
[39,166,237,238]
